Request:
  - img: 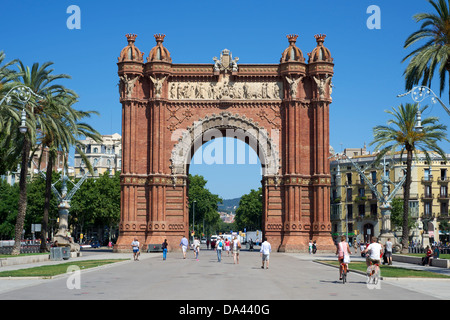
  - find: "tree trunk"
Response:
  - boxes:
[401,148,413,253]
[11,136,31,255]
[40,152,54,253]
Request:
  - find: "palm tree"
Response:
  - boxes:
[403,0,450,102]
[370,103,448,253]
[0,51,21,175]
[10,61,71,255]
[36,91,101,252]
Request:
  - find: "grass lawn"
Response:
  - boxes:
[319,260,450,279]
[0,259,127,278]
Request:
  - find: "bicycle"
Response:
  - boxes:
[366,260,380,285]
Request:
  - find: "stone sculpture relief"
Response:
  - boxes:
[150,75,167,98]
[285,76,302,98]
[313,74,332,99]
[169,79,283,100]
[119,74,140,99]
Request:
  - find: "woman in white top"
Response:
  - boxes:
[232,236,241,264]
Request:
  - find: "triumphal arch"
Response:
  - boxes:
[114,33,335,252]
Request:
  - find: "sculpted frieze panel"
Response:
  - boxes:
[169,79,283,101]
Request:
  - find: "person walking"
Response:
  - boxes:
[215,237,224,262]
[131,238,140,261]
[162,239,168,260]
[225,238,231,257]
[193,237,200,261]
[260,237,271,269]
[385,238,393,265]
[232,236,241,264]
[180,235,189,259]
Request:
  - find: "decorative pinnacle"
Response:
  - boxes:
[314,34,326,45]
[287,34,299,45]
[154,34,166,44]
[126,34,137,44]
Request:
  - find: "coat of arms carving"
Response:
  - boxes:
[213,49,239,72]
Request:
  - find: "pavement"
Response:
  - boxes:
[0,246,449,301]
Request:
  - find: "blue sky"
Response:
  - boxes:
[1,0,450,199]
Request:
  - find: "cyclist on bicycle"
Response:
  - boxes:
[363,236,383,273]
[336,235,352,280]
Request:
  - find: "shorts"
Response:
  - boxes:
[225,246,230,251]
[182,245,187,253]
[133,248,139,253]
[369,258,380,265]
[385,251,392,258]
[262,254,270,261]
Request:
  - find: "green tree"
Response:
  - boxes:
[0,51,21,175]
[10,61,71,255]
[370,103,448,252]
[403,0,450,101]
[188,174,222,237]
[234,188,262,231]
[0,179,19,239]
[36,92,101,251]
[390,198,415,231]
[92,171,121,243]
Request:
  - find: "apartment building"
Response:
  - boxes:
[330,148,450,245]
[74,133,122,178]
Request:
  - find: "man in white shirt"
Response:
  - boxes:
[131,238,140,261]
[363,236,383,265]
[260,237,272,269]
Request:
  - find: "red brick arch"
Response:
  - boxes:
[114,33,335,252]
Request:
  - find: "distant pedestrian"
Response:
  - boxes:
[216,237,224,262]
[193,237,200,261]
[131,238,140,261]
[385,238,393,265]
[312,240,317,254]
[180,236,189,259]
[308,240,313,254]
[260,237,271,269]
[162,239,168,260]
[232,236,241,264]
[225,238,231,256]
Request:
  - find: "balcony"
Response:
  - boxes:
[421,193,434,200]
[438,193,450,201]
[422,176,433,183]
[438,177,450,184]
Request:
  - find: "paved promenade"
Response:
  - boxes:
[0,247,449,301]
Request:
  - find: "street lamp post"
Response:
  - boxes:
[1,85,44,255]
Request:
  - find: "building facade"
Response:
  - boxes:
[74,133,122,178]
[330,149,450,245]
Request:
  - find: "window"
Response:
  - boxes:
[441,169,447,181]
[409,201,419,218]
[441,185,448,197]
[346,173,352,185]
[346,188,352,202]
[347,204,353,219]
[424,202,432,215]
[424,185,432,197]
[371,171,377,184]
[358,204,365,216]
[93,147,98,153]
